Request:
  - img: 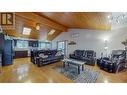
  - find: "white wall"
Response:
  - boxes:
[52,27,127,58]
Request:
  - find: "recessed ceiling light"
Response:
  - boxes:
[48,29,56,35]
[22,27,31,35]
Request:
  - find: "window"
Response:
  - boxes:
[46,42,51,49]
[38,42,51,49]
[57,41,65,55]
[38,42,46,49]
[58,41,64,50]
[16,40,28,48]
[22,27,31,35]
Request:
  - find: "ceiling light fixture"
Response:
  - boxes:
[36,23,40,31]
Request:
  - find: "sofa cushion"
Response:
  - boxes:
[85,50,94,58]
[39,53,48,58]
[74,50,84,57]
[55,51,62,56]
[51,50,57,55]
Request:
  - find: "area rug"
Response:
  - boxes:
[53,65,100,83]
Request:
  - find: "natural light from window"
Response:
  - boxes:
[16,40,28,48]
[48,29,55,35]
[22,27,31,35]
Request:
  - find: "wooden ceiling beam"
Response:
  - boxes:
[15,12,67,32]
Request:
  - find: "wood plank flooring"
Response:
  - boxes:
[0,57,127,83]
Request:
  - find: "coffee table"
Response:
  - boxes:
[62,58,86,74]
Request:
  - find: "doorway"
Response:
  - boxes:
[57,40,68,57]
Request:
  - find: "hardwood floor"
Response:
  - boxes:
[0,57,127,83]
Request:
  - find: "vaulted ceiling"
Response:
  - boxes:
[1,12,111,41]
[37,12,111,30]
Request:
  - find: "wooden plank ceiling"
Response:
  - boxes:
[2,12,111,41]
[37,12,111,30]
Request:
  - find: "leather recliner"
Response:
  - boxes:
[97,50,126,73]
[69,50,96,65]
[83,50,96,66]
[69,50,85,60]
[31,50,64,67]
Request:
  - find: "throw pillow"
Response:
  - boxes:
[55,51,62,56]
[39,53,48,58]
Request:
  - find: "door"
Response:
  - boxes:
[57,41,67,57]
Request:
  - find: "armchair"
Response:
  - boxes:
[84,50,96,66]
[98,50,126,73]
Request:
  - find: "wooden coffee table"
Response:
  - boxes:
[62,58,86,74]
